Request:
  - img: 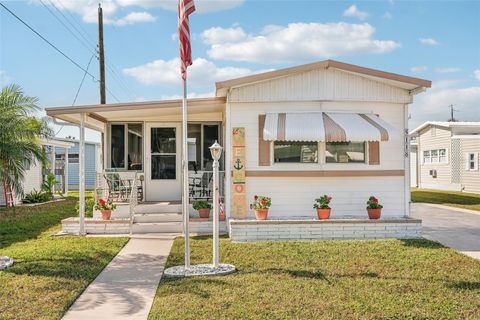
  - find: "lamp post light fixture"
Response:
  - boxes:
[163,140,235,277]
[209,141,223,268]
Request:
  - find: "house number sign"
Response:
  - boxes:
[232,127,247,218]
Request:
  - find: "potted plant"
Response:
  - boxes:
[193,200,212,218]
[94,198,117,220]
[250,195,271,220]
[366,196,383,219]
[313,195,332,219]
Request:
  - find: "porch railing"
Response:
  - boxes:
[189,170,225,202]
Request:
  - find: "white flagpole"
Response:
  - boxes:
[182,78,190,269]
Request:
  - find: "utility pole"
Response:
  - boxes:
[448,104,458,122]
[98,3,106,104]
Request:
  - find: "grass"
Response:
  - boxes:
[67,189,95,198]
[150,236,480,320]
[0,198,128,320]
[412,188,480,211]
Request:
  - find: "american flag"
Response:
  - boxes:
[178,0,195,80]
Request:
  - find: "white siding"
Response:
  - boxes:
[0,160,43,206]
[417,126,455,190]
[229,100,407,218]
[410,146,418,187]
[229,68,412,104]
[460,138,480,193]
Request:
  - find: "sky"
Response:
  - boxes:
[1,0,479,142]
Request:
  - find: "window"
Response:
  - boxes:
[431,149,439,163]
[439,149,447,163]
[326,142,365,163]
[274,142,318,163]
[110,123,143,170]
[423,151,430,163]
[423,149,447,164]
[69,154,79,164]
[187,124,220,171]
[151,127,176,179]
[467,153,478,171]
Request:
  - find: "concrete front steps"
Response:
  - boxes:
[132,204,183,234]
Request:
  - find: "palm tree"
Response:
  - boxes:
[0,84,52,199]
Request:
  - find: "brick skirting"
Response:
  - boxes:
[229,218,422,242]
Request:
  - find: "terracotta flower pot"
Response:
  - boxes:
[219,211,226,221]
[198,208,211,219]
[101,209,112,220]
[316,208,331,220]
[367,208,382,219]
[255,208,269,220]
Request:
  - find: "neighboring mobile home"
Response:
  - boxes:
[54,138,102,190]
[0,139,74,207]
[46,60,431,220]
[410,121,480,192]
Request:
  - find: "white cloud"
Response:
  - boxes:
[201,27,247,45]
[434,67,461,74]
[473,69,480,81]
[411,66,427,73]
[410,81,480,128]
[203,23,400,64]
[382,11,392,19]
[122,57,272,87]
[113,11,156,26]
[343,5,369,20]
[116,0,244,13]
[0,70,12,87]
[419,37,438,46]
[38,0,243,27]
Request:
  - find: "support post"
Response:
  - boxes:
[51,146,56,193]
[212,156,219,267]
[98,4,106,105]
[79,113,86,235]
[404,104,410,218]
[64,149,69,197]
[182,79,190,268]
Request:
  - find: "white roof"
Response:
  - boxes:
[410,121,480,134]
[42,138,74,149]
[263,112,397,142]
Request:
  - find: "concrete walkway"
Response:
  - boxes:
[63,236,175,320]
[411,203,480,260]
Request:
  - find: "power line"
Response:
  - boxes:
[0,2,97,81]
[56,53,96,136]
[39,0,96,56]
[1,2,122,103]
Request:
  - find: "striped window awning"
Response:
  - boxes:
[263,112,397,142]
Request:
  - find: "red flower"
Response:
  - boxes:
[373,198,378,203]
[261,199,266,205]
[99,199,106,205]
[254,195,258,200]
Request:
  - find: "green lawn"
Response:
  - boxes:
[150,236,480,320]
[412,188,480,211]
[67,189,95,198]
[0,199,128,320]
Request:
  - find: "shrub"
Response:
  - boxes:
[75,198,95,218]
[41,173,59,198]
[22,189,52,204]
[192,200,212,210]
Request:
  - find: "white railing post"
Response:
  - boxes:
[129,172,138,235]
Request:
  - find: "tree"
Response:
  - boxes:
[0,84,52,197]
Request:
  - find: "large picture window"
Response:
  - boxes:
[274,142,318,163]
[326,142,365,163]
[187,123,220,171]
[110,123,143,170]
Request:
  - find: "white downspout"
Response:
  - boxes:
[404,103,411,218]
[79,113,86,235]
[224,93,232,220]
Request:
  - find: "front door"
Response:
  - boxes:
[145,123,181,201]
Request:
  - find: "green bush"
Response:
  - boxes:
[22,189,52,204]
[41,172,59,198]
[75,198,95,218]
[192,200,212,210]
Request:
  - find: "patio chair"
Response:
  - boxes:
[104,169,132,201]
